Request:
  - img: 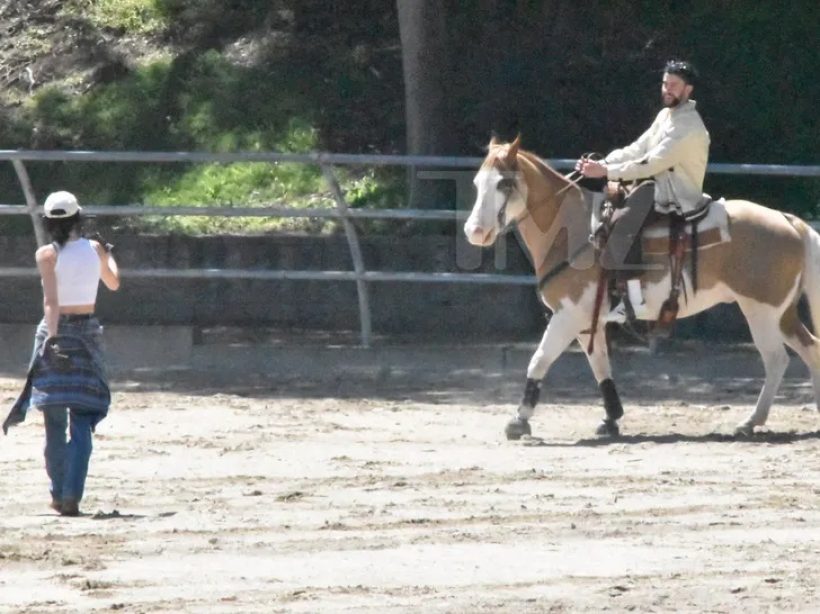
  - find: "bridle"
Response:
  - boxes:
[495,174,529,235]
[496,165,586,236]
[493,154,591,239]
[495,176,516,233]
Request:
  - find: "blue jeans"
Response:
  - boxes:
[44,407,94,503]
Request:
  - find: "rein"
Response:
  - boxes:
[495,155,593,289]
[554,169,585,197]
[498,156,581,236]
[526,165,592,289]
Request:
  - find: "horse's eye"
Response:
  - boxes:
[497,177,515,192]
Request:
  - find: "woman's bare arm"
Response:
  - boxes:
[93,241,120,291]
[35,245,59,338]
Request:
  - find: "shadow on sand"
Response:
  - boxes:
[522,429,820,448]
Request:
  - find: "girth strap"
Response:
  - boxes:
[537,260,570,291]
[536,242,592,291]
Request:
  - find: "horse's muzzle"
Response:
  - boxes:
[464,224,497,246]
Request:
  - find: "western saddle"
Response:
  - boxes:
[589,179,713,341]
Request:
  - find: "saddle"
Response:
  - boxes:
[587,181,716,346]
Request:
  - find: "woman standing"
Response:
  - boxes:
[33,190,120,516]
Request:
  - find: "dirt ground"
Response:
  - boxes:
[0,341,818,613]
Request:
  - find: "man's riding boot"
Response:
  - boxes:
[588,192,610,250]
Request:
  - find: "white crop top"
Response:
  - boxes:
[54,238,101,306]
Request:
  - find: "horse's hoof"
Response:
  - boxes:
[595,419,620,438]
[505,417,531,440]
[734,423,754,438]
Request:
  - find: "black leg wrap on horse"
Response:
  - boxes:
[599,378,624,421]
[523,378,541,408]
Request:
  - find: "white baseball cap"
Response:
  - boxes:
[43,191,82,218]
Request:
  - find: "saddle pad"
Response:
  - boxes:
[642,198,730,255]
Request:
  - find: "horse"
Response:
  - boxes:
[464,136,820,439]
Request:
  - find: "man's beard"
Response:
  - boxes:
[663,93,683,108]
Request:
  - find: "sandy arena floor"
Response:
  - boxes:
[0,341,818,613]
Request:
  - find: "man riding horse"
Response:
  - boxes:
[577,60,710,324]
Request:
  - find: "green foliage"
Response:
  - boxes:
[0,0,410,235]
[2,50,357,234]
[23,50,316,153]
[1,1,817,233]
[67,0,167,33]
[344,169,405,209]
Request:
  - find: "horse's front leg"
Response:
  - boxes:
[506,310,581,440]
[577,325,623,437]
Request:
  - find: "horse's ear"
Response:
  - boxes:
[489,135,500,147]
[507,134,521,160]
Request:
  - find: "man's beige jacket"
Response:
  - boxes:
[604,100,710,214]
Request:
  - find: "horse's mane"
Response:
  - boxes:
[483,142,574,193]
[517,150,573,191]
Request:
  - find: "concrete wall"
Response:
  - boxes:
[0,233,751,341]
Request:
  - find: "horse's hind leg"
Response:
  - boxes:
[506,310,581,440]
[737,301,790,436]
[577,325,623,437]
[780,303,820,411]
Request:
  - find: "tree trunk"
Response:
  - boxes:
[396,0,454,208]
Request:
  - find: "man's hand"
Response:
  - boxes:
[580,159,608,178]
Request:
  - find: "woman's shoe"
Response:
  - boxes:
[60,499,80,517]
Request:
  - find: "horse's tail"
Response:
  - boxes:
[797,217,820,335]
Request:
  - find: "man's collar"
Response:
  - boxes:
[672,99,697,112]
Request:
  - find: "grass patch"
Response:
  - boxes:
[134,162,407,235]
[138,160,335,234]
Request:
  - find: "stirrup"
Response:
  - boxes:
[603,301,629,324]
[605,299,649,324]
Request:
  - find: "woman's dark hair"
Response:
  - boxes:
[44,212,82,246]
[664,60,698,86]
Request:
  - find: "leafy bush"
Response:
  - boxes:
[67,0,167,34]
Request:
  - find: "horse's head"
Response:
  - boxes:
[464,136,530,246]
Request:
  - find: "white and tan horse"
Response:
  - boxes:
[464,137,820,438]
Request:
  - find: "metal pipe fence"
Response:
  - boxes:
[2,150,818,346]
